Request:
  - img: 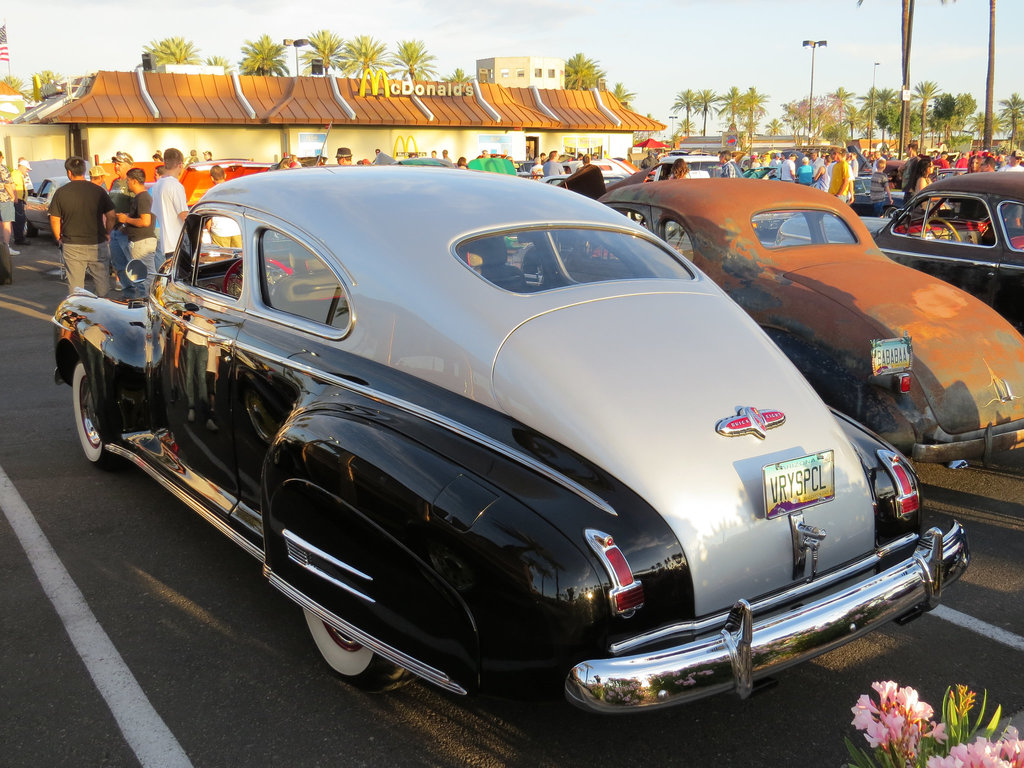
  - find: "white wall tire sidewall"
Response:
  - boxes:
[72,362,104,463]
[303,609,374,677]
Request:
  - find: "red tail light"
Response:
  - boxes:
[877,449,919,518]
[585,529,645,616]
[895,373,912,394]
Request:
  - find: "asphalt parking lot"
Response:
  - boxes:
[2,237,1024,768]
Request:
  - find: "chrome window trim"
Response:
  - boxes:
[889,192,997,250]
[231,337,618,517]
[997,199,1024,254]
[608,532,919,655]
[253,226,355,339]
[452,222,697,288]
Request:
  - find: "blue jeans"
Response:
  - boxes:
[109,228,131,293]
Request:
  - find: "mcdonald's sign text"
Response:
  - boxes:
[358,70,474,99]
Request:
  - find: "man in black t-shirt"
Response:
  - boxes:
[115,168,157,299]
[48,157,115,294]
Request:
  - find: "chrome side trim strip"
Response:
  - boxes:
[231,338,618,517]
[282,529,375,603]
[881,246,998,265]
[265,568,467,695]
[105,443,263,560]
[567,523,968,712]
[609,531,919,654]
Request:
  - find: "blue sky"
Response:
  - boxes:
[5,0,1019,132]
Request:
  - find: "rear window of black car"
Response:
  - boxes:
[455,228,694,293]
[752,210,858,249]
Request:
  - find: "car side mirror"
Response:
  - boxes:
[125,258,149,284]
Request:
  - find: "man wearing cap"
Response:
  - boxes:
[1000,151,1024,173]
[48,156,115,294]
[11,158,32,245]
[105,152,137,292]
[336,147,353,165]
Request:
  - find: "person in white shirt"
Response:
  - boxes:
[1000,151,1024,172]
[152,148,188,257]
[779,153,797,182]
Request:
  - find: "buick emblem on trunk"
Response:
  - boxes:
[715,407,786,439]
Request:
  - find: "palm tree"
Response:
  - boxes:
[564,53,605,90]
[695,89,717,136]
[739,87,770,149]
[766,119,784,137]
[611,83,636,110]
[983,0,996,147]
[144,37,201,66]
[1000,93,1024,148]
[2,76,29,100]
[389,39,438,81]
[912,80,942,149]
[671,89,698,133]
[300,30,345,75]
[32,70,63,85]
[716,86,742,129]
[831,87,857,134]
[445,68,471,84]
[204,56,233,73]
[238,35,288,77]
[970,110,1002,142]
[338,35,390,79]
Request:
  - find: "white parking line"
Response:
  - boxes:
[0,464,194,768]
[930,605,1024,653]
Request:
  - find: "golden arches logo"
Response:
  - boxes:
[394,135,419,157]
[358,69,391,98]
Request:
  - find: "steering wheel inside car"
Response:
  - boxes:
[222,258,292,297]
[923,217,962,242]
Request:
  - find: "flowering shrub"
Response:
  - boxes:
[845,681,1021,768]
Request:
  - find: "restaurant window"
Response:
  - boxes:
[548,69,556,78]
[534,68,542,77]
[500,68,509,78]
[516,69,525,78]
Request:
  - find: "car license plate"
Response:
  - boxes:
[763,451,835,519]
[871,336,913,376]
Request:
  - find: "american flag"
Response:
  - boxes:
[0,25,8,64]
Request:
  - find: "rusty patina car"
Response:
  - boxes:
[602,178,1024,463]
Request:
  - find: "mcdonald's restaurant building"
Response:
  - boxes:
[17,68,663,166]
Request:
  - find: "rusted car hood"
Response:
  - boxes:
[490,289,875,617]
[786,259,1024,435]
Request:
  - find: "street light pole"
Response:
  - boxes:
[802,40,827,144]
[868,61,880,148]
[669,115,676,147]
[283,38,311,77]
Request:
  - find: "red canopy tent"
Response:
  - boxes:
[634,138,669,149]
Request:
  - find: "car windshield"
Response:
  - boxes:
[455,228,694,293]
[751,210,858,249]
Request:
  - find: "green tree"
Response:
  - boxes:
[445,68,471,84]
[611,82,636,110]
[970,110,1001,141]
[2,76,29,100]
[564,53,605,90]
[982,0,996,147]
[912,80,942,148]
[716,86,742,129]
[671,89,698,132]
[32,70,63,85]
[144,36,201,66]
[238,35,288,76]
[1000,93,1024,148]
[338,35,390,79]
[830,87,857,134]
[739,87,770,149]
[766,118,784,137]
[301,30,345,75]
[695,89,717,136]
[389,39,438,81]
[204,56,233,73]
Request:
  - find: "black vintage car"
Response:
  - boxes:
[872,173,1024,329]
[52,167,967,713]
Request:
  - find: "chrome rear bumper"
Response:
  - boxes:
[565,523,968,713]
